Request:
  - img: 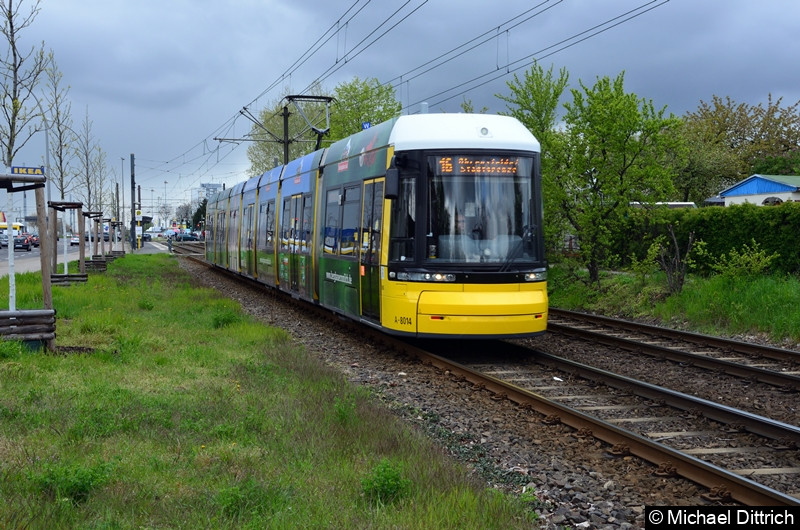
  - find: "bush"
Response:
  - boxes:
[30,460,114,505]
[361,458,411,505]
[698,238,778,278]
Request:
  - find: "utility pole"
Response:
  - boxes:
[129,154,136,249]
[218,95,334,165]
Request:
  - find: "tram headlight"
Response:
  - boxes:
[392,271,456,282]
[524,269,547,282]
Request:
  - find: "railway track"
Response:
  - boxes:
[548,308,800,391]
[177,249,800,506]
[170,241,205,256]
[407,338,800,507]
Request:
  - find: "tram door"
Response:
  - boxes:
[360,179,384,320]
[281,194,311,296]
[216,212,227,268]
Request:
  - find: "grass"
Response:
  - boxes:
[0,254,538,529]
[547,264,800,345]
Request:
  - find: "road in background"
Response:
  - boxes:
[0,241,167,277]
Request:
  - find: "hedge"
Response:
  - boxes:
[611,202,800,275]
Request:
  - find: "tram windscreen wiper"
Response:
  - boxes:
[499,228,531,272]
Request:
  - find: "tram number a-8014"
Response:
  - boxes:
[394,316,413,326]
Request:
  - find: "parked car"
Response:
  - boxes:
[14,235,31,251]
[141,233,152,242]
[0,234,7,248]
[70,234,81,246]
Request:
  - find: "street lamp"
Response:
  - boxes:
[120,157,125,227]
[164,180,168,228]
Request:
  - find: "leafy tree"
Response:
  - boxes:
[496,63,570,253]
[459,97,487,114]
[192,198,206,232]
[670,118,738,204]
[0,0,48,167]
[556,72,680,284]
[684,94,800,181]
[328,76,400,141]
[496,63,569,142]
[751,148,800,176]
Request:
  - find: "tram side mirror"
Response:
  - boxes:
[385,167,399,200]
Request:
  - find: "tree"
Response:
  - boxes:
[497,63,569,143]
[556,72,680,284]
[670,118,738,204]
[158,202,172,229]
[751,148,800,176]
[496,63,570,252]
[73,107,103,212]
[43,56,76,200]
[192,198,206,232]
[0,0,48,167]
[459,97,488,114]
[684,94,800,181]
[175,202,193,227]
[328,76,401,141]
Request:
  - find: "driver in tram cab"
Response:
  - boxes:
[455,214,467,235]
[453,213,478,261]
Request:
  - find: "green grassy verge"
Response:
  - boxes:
[548,265,800,345]
[0,254,538,529]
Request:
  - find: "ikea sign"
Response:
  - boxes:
[11,166,45,175]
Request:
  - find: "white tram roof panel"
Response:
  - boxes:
[389,114,540,153]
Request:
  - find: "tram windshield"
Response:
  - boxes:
[426,155,537,265]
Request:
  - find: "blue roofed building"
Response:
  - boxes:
[718,174,800,206]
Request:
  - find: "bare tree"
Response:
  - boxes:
[44,57,76,200]
[0,0,48,167]
[74,107,100,210]
[175,202,193,227]
[158,202,172,229]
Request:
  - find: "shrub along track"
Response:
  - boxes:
[177,253,799,527]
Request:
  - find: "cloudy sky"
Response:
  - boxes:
[11,0,800,212]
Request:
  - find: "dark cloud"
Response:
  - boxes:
[13,0,799,201]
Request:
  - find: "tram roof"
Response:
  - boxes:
[389,114,540,153]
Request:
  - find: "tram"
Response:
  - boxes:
[206,113,548,338]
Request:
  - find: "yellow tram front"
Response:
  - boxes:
[380,114,548,339]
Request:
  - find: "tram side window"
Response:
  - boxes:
[229,210,237,250]
[340,185,361,256]
[281,199,292,251]
[301,194,312,254]
[205,214,214,244]
[259,200,275,249]
[242,204,253,250]
[324,190,340,254]
[389,177,416,261]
